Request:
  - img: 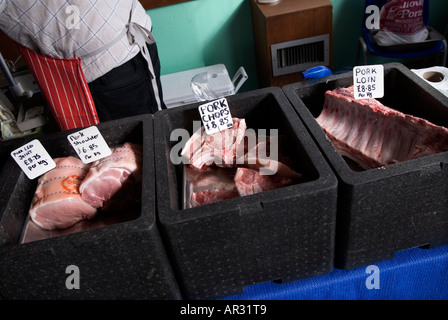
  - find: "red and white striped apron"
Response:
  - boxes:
[19,45,99,131]
[18,0,160,131]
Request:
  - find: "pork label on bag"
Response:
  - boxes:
[29,156,97,230]
[79,142,143,210]
[374,0,428,45]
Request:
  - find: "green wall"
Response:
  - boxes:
[148,0,448,92]
[148,0,258,91]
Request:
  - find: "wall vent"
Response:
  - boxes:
[271,34,329,77]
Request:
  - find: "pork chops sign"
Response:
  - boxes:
[198,98,233,135]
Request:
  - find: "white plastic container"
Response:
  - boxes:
[160,64,248,108]
[411,66,448,98]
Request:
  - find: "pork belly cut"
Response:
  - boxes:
[316,86,448,170]
[181,118,247,169]
[29,156,97,230]
[79,142,143,210]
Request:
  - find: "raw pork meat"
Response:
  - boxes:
[235,133,302,180]
[187,163,300,207]
[182,117,303,207]
[243,136,301,179]
[316,86,448,170]
[234,167,296,196]
[79,142,143,209]
[185,137,301,207]
[186,166,239,208]
[29,157,97,230]
[181,118,247,169]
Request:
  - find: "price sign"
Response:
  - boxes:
[198,98,233,135]
[10,139,56,180]
[67,126,111,164]
[353,65,384,99]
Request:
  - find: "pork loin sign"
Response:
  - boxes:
[198,98,234,135]
[353,65,384,99]
[67,126,112,164]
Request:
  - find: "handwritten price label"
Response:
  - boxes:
[353,65,384,99]
[198,98,233,135]
[67,126,111,164]
[10,139,56,180]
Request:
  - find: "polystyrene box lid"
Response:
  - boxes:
[161,64,235,108]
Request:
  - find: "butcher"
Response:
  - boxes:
[0,0,166,130]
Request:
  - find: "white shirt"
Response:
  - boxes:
[0,0,152,83]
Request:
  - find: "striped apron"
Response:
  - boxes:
[18,0,161,131]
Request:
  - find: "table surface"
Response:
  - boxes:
[221,244,448,300]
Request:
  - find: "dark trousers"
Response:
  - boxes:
[88,43,166,122]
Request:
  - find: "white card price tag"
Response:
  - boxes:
[198,98,233,135]
[10,139,56,180]
[67,126,112,164]
[353,65,384,99]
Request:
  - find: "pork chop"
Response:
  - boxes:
[182,118,247,169]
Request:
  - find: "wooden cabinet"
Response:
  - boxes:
[250,0,333,88]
